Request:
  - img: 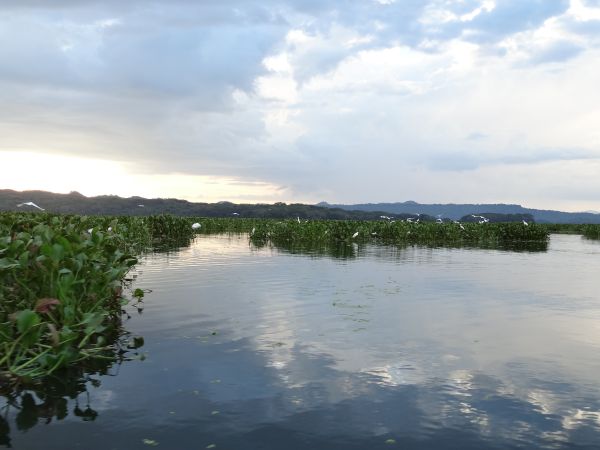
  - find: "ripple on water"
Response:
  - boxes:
[4,233,600,450]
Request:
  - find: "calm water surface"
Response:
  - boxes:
[2,234,600,449]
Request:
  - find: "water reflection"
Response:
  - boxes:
[1,363,106,446]
[251,238,549,260]
[0,331,147,447]
[2,234,600,449]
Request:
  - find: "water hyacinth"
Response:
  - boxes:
[246,218,549,248]
[0,212,199,383]
[0,212,566,383]
[582,224,600,240]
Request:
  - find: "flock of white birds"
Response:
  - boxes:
[14,202,529,230]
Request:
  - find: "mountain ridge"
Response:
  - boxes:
[318,201,600,224]
[2,189,599,223]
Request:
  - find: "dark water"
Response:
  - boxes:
[2,234,600,449]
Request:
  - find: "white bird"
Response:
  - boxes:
[191,223,201,230]
[17,201,44,211]
[436,218,443,224]
[87,228,93,234]
[406,218,414,223]
[251,227,256,236]
[459,223,465,230]
[297,216,301,224]
[107,227,112,232]
[471,214,489,223]
[232,212,240,216]
[138,204,145,207]
[522,220,529,226]
[352,231,359,238]
[380,215,391,220]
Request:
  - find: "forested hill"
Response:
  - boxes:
[319,201,600,224]
[3,190,598,223]
[0,189,430,221]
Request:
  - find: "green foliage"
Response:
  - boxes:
[537,223,600,239]
[582,224,600,240]
[0,212,199,382]
[246,219,549,249]
[0,213,141,380]
[0,212,568,384]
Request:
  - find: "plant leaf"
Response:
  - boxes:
[16,310,40,334]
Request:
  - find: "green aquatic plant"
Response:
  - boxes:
[246,219,549,248]
[0,212,205,382]
[0,214,139,381]
[581,224,600,240]
[0,212,558,383]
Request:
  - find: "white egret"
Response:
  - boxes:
[297,216,301,224]
[191,223,201,230]
[17,201,44,211]
[232,212,239,216]
[138,204,145,207]
[471,214,489,223]
[522,220,529,226]
[352,231,359,238]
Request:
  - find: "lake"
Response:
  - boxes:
[2,233,600,449]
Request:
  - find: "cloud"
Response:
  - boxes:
[2,0,600,210]
[528,39,584,63]
[466,132,488,141]
[426,147,599,171]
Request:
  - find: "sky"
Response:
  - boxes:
[1,0,600,211]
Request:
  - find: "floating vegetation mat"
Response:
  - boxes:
[581,224,600,240]
[247,219,550,249]
[0,213,196,384]
[0,213,579,385]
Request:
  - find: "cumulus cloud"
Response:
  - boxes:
[1,0,600,209]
